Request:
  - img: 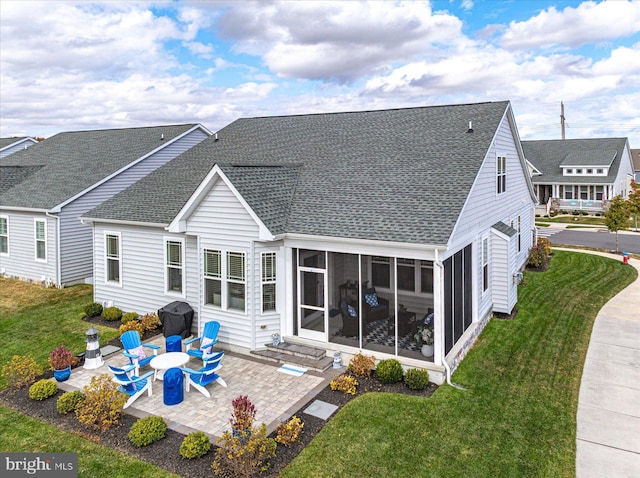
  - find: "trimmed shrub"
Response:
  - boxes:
[76,374,127,431]
[102,306,123,321]
[121,312,139,324]
[348,352,375,378]
[119,320,145,337]
[84,301,103,318]
[375,358,404,383]
[180,432,211,459]
[140,312,161,331]
[275,415,304,446]
[1,355,43,389]
[29,379,57,400]
[129,416,168,447]
[572,210,580,215]
[49,344,74,370]
[404,368,430,390]
[330,374,358,395]
[212,423,276,478]
[537,237,552,256]
[57,390,85,415]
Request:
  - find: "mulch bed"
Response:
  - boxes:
[1,315,437,477]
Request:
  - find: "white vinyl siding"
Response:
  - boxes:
[105,232,121,284]
[261,252,276,312]
[34,219,47,262]
[54,127,208,285]
[0,216,8,255]
[165,238,185,295]
[93,224,199,325]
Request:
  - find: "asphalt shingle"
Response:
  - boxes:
[86,102,511,245]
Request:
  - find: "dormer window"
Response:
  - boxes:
[576,168,583,174]
[597,168,603,174]
[587,168,593,174]
[566,168,573,174]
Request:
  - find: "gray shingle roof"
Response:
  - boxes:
[522,138,628,185]
[0,124,198,209]
[492,221,516,237]
[86,101,511,245]
[0,137,31,150]
[0,166,44,194]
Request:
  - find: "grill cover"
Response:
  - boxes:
[158,301,193,338]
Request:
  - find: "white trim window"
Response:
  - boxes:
[261,252,277,313]
[165,238,185,295]
[227,252,246,312]
[517,216,522,253]
[397,258,416,292]
[371,256,391,289]
[204,249,222,307]
[497,156,507,194]
[34,219,47,262]
[420,261,434,293]
[482,237,489,293]
[0,215,8,255]
[105,233,121,284]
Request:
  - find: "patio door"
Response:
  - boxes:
[298,250,327,341]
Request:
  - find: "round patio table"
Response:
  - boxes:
[149,352,189,381]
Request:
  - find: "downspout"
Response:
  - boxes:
[197,234,202,338]
[434,248,466,390]
[250,240,256,351]
[46,211,61,287]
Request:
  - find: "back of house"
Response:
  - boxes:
[0,123,210,286]
[82,101,536,382]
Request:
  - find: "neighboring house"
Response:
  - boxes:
[0,136,38,158]
[83,101,536,383]
[631,149,640,182]
[0,124,211,286]
[522,138,635,214]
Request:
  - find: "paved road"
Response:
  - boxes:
[549,229,640,254]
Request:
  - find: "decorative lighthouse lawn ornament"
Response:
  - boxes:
[83,326,104,369]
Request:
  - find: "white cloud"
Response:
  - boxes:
[500,0,640,50]
[183,41,215,59]
[215,1,463,82]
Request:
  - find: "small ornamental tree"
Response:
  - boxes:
[605,195,629,253]
[627,180,640,232]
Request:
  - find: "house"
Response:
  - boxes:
[0,136,38,158]
[521,138,635,214]
[0,124,211,287]
[631,149,640,182]
[82,101,536,383]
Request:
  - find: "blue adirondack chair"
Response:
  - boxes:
[120,330,160,375]
[182,351,227,398]
[184,321,220,362]
[108,364,154,408]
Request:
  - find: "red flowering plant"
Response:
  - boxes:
[49,345,74,370]
[229,395,256,432]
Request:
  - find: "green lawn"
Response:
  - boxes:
[0,252,636,477]
[535,215,633,228]
[281,251,637,477]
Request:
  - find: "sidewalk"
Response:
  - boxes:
[569,250,640,477]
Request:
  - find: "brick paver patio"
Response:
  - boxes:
[60,335,332,440]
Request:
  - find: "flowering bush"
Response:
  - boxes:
[414,325,433,346]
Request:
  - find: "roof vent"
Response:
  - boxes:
[214,132,219,141]
[467,121,473,133]
[160,133,164,140]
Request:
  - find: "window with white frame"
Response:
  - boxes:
[397,258,416,292]
[35,219,46,261]
[0,216,8,255]
[204,249,222,307]
[105,233,121,283]
[261,252,276,312]
[497,156,506,194]
[564,186,574,199]
[482,237,489,292]
[165,239,184,294]
[371,256,391,289]
[517,216,522,253]
[420,261,434,293]
[227,252,245,312]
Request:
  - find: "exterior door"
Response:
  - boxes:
[298,250,327,341]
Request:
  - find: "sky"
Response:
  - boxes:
[1,0,639,146]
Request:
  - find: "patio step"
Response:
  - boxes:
[251,343,334,372]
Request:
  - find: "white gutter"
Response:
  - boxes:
[45,211,61,287]
[434,248,466,390]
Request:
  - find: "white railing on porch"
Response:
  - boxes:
[555,199,604,211]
